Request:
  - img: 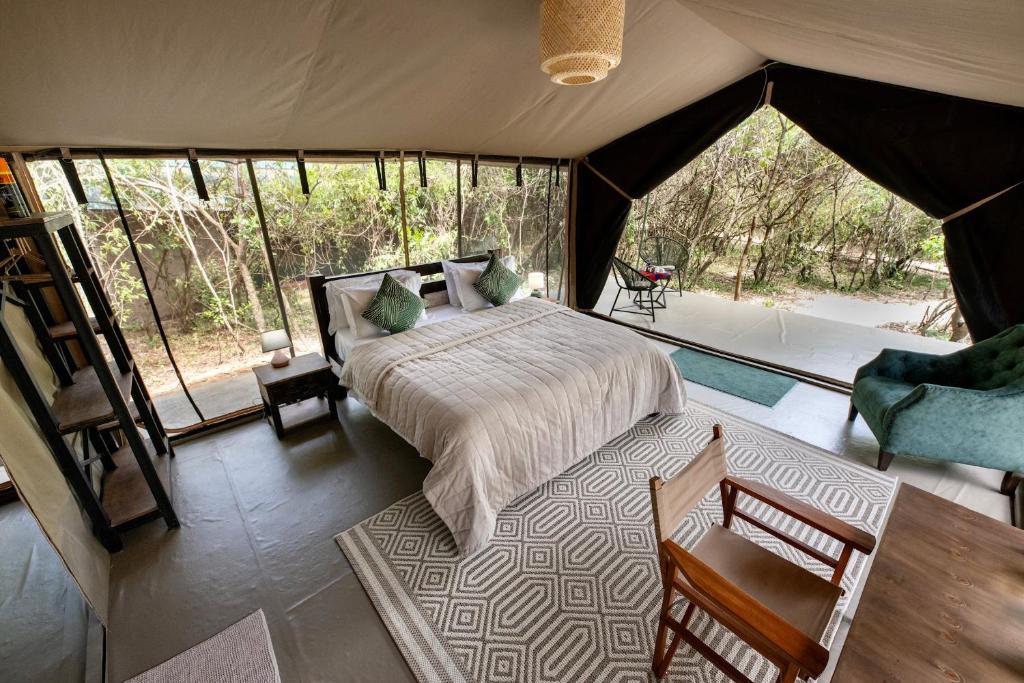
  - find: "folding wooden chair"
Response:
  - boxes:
[648,425,876,682]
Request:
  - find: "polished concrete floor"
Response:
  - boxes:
[107,374,1011,682]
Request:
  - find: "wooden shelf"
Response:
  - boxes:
[5,267,92,287]
[0,211,74,236]
[96,400,141,432]
[47,317,101,341]
[101,440,171,529]
[51,361,135,434]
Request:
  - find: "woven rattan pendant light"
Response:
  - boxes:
[540,0,625,86]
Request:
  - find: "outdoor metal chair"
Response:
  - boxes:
[639,234,689,300]
[610,257,660,322]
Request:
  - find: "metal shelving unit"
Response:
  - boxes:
[0,211,178,551]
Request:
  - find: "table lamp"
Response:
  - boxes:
[261,329,292,368]
[528,271,545,297]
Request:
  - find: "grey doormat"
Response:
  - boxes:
[336,402,896,682]
[126,610,281,683]
[671,347,798,406]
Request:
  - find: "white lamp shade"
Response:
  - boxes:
[528,271,545,291]
[260,329,291,353]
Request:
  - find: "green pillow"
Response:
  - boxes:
[473,253,522,306]
[362,273,425,334]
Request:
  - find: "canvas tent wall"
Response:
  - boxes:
[2,0,1023,337]
[4,0,1021,156]
[0,301,109,624]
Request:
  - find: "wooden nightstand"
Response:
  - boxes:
[252,353,338,438]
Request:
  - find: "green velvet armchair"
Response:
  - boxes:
[849,324,1024,493]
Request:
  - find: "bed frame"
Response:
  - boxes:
[306,251,498,370]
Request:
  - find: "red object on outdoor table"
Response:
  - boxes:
[640,270,671,281]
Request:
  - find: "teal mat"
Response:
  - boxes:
[670,347,797,407]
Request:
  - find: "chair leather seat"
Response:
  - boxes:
[690,524,841,641]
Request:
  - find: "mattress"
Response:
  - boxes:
[334,303,468,361]
[339,298,686,554]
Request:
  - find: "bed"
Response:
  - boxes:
[308,255,686,554]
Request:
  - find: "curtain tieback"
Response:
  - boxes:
[943,180,1023,223]
[581,159,635,201]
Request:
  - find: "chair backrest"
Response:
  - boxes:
[649,425,726,546]
[612,257,648,289]
[639,235,688,269]
[958,323,1024,390]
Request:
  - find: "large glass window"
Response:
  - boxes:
[28,159,203,429]
[253,159,408,355]
[461,163,564,297]
[28,153,566,429]
[404,158,459,267]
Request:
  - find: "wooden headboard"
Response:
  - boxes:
[306,251,498,365]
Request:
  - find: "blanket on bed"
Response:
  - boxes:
[339,298,686,554]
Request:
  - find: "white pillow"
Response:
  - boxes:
[451,256,520,312]
[325,269,420,334]
[339,287,382,340]
[441,256,516,309]
[339,279,428,339]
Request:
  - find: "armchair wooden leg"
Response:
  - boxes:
[877,450,895,471]
[1001,471,1022,496]
[847,401,858,421]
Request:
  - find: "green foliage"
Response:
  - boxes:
[619,109,943,294]
[28,157,566,355]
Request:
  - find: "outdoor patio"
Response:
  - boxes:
[596,278,964,383]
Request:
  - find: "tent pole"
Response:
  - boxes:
[246,159,294,357]
[99,153,205,421]
[544,164,553,297]
[565,160,579,308]
[399,151,410,267]
[456,159,463,257]
[639,193,650,264]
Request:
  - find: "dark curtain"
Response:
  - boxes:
[574,71,767,308]
[768,65,1024,218]
[943,184,1024,341]
[574,63,1024,340]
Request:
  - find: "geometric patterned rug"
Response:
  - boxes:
[336,402,896,682]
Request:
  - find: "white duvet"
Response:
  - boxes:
[339,298,686,554]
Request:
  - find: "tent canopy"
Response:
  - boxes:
[2,0,1023,158]
[2,1,1022,339]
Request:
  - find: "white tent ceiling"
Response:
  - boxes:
[1,0,1022,159]
[677,0,1024,109]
